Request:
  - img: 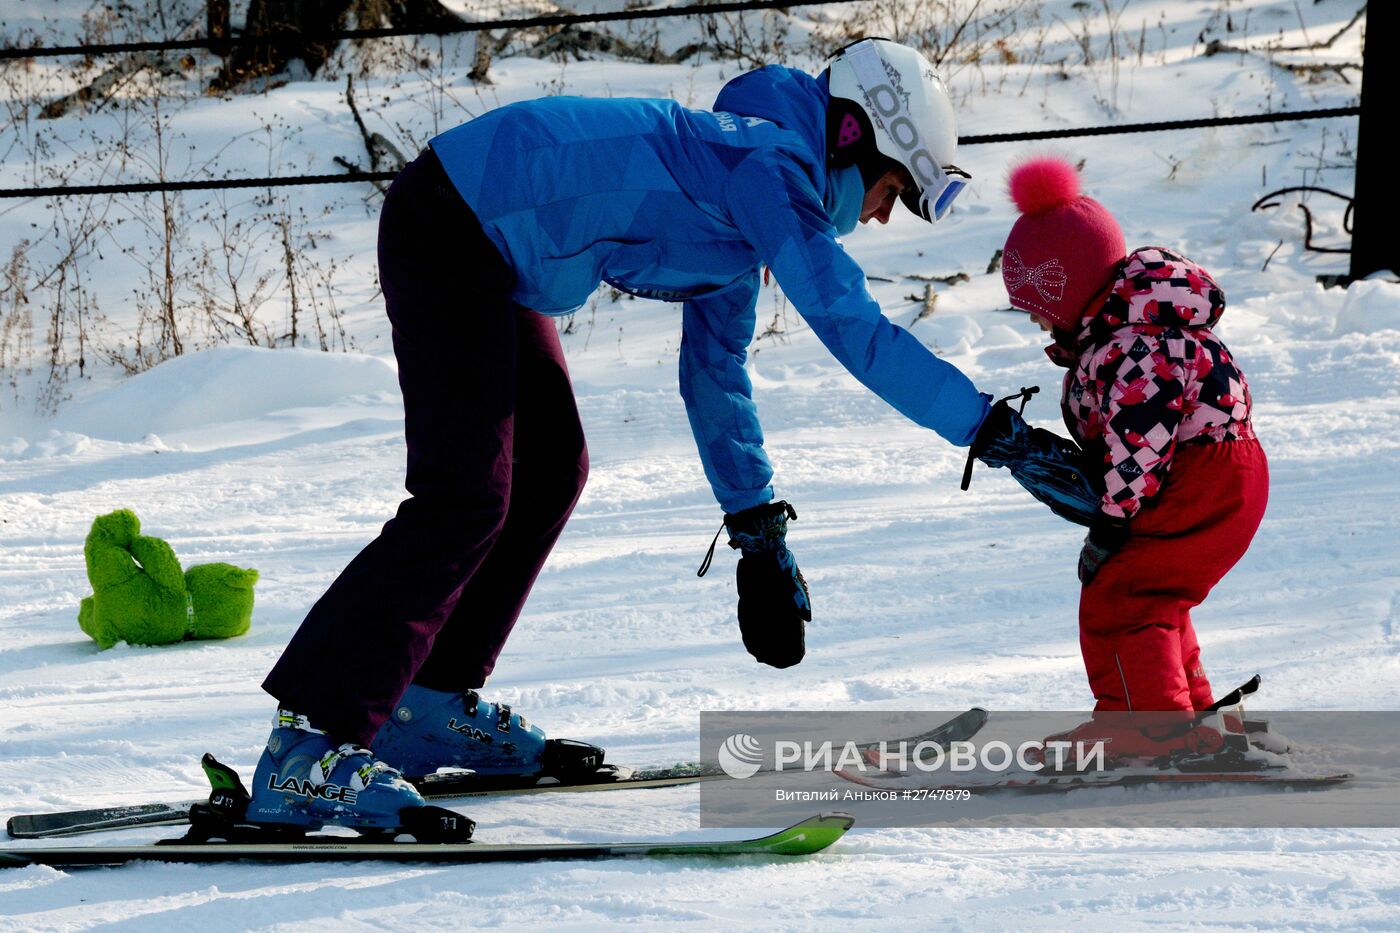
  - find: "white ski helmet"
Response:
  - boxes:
[826,37,968,223]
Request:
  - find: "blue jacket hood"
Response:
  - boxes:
[715,66,863,235]
[714,65,831,167]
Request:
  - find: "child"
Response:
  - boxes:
[999,156,1269,753]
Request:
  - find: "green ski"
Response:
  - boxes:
[0,813,855,868]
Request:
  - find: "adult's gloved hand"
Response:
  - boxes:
[719,500,810,669]
[1078,515,1131,585]
[962,387,1101,527]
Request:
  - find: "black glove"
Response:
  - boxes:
[962,387,1101,527]
[1078,516,1131,585]
[705,501,810,669]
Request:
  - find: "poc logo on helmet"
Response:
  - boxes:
[859,77,940,192]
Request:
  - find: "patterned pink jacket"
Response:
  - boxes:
[1047,247,1255,520]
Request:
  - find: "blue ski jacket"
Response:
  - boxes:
[430,65,990,513]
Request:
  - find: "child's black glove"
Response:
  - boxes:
[706,500,810,669]
[1078,516,1131,584]
[962,387,1101,527]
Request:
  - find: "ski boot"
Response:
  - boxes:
[1035,677,1290,772]
[1032,712,1230,770]
[222,709,472,840]
[373,683,606,781]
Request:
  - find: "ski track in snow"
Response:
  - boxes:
[1,1,1396,928]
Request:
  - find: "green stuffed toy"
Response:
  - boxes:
[77,509,259,649]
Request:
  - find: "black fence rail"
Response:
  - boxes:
[0,106,1361,200]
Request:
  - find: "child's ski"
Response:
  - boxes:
[8,709,987,839]
[0,813,854,868]
[840,679,1349,794]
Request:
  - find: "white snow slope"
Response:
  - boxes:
[1,1,1397,930]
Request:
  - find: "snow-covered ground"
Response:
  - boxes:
[2,1,1396,929]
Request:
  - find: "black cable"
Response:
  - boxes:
[0,106,1361,200]
[959,106,1359,145]
[0,171,397,198]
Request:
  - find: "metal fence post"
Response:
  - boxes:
[1349,5,1389,280]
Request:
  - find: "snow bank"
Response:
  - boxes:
[51,346,400,443]
[1335,278,1400,337]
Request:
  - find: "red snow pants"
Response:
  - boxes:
[1078,437,1269,712]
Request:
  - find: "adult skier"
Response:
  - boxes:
[248,38,1015,832]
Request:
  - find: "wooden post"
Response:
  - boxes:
[1349,5,1391,280]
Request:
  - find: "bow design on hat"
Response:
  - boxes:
[1005,250,1068,303]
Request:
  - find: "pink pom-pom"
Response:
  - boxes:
[1007,157,1082,216]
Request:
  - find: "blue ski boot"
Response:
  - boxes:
[373,684,604,779]
[246,710,430,833]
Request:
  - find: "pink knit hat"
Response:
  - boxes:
[1002,157,1126,330]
